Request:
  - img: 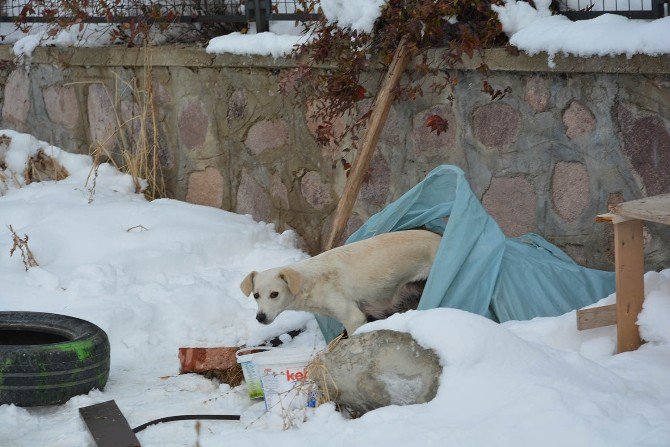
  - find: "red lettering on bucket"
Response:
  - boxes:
[285,369,308,382]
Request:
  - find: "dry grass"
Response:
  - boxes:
[23,150,69,184]
[8,224,38,270]
[81,48,166,201]
[306,333,345,407]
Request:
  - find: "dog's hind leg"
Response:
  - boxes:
[356,279,426,323]
[392,279,427,314]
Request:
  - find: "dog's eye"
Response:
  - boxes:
[270,291,279,299]
[253,293,260,299]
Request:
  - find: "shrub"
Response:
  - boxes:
[288,0,509,147]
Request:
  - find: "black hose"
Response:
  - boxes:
[133,414,241,433]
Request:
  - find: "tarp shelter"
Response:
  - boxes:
[316,165,616,342]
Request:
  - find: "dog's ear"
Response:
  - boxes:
[279,268,302,295]
[240,271,257,297]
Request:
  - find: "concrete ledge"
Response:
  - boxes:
[0,44,669,74]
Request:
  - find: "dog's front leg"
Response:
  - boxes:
[341,305,369,336]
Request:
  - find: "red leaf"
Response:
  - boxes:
[425,114,449,135]
[353,85,366,101]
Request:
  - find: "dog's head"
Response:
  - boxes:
[240,267,302,325]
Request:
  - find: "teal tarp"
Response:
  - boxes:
[316,165,615,342]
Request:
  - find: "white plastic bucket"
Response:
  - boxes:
[252,347,318,411]
[236,346,273,399]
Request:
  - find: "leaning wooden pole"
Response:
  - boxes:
[324,37,412,251]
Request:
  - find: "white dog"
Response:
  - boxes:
[240,229,441,334]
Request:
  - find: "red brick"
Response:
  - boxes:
[178,347,239,373]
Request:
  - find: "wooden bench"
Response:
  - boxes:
[577,193,670,353]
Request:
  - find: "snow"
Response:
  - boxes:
[493,1,670,65]
[319,0,386,33]
[206,31,307,58]
[205,0,389,56]
[1,130,670,446]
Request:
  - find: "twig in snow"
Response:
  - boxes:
[8,225,38,271]
[126,225,148,232]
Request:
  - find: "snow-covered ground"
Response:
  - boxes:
[1,130,670,446]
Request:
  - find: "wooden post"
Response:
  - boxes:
[323,37,412,251]
[613,219,645,353]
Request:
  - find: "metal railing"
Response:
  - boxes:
[1,0,666,28]
[556,0,668,19]
[0,0,319,30]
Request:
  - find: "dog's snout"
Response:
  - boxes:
[256,312,267,324]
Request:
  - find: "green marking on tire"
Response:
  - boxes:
[52,339,94,362]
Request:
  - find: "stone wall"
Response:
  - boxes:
[1,46,668,270]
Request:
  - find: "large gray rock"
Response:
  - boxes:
[311,330,441,415]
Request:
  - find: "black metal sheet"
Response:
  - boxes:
[79,400,141,447]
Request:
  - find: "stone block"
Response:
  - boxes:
[483,176,536,237]
[379,105,403,148]
[178,99,209,150]
[3,69,31,126]
[562,244,586,265]
[228,89,247,121]
[87,83,117,156]
[562,101,595,140]
[186,166,224,208]
[152,79,172,104]
[305,100,346,160]
[301,171,333,210]
[343,213,364,241]
[244,119,289,155]
[360,153,390,207]
[525,76,550,112]
[551,161,590,222]
[43,86,79,129]
[236,172,272,223]
[618,104,670,196]
[411,105,457,158]
[607,192,625,207]
[270,171,289,209]
[472,103,520,149]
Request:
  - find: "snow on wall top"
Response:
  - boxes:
[494,0,670,64]
[320,0,386,33]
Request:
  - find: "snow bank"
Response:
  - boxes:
[493,1,670,65]
[358,271,670,446]
[1,130,670,446]
[0,130,321,446]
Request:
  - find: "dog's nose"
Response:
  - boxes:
[256,313,267,323]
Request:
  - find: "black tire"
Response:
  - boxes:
[0,311,110,407]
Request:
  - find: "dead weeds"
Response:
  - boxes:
[23,150,69,184]
[8,224,38,270]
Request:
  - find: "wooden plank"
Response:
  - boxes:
[610,193,670,225]
[80,400,141,447]
[595,213,634,224]
[576,304,616,330]
[613,219,645,353]
[323,37,413,251]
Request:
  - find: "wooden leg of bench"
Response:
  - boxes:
[614,219,645,353]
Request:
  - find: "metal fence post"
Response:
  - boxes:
[246,0,270,32]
